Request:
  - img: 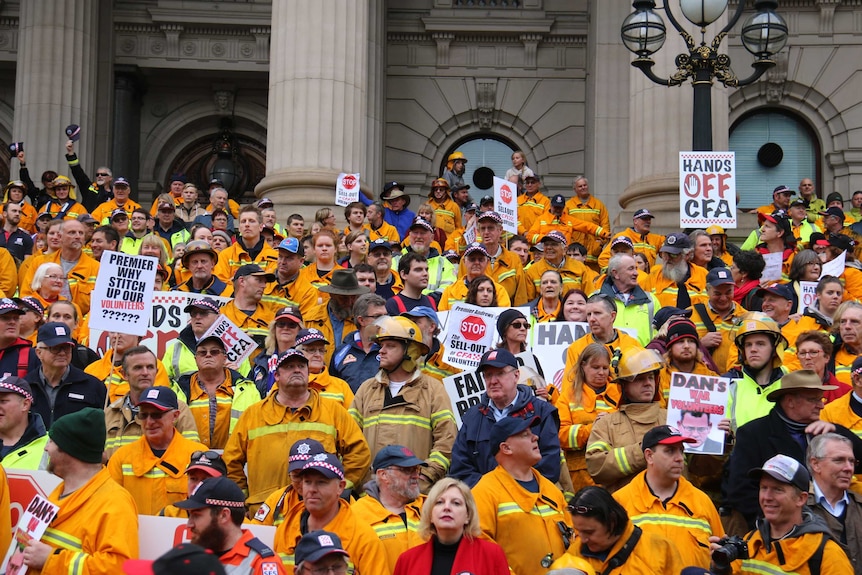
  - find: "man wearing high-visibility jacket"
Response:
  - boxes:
[472,415,573,575]
[22,408,139,574]
[107,386,207,515]
[220,264,276,361]
[0,376,48,469]
[614,425,724,569]
[598,209,665,270]
[349,316,457,491]
[223,349,370,513]
[350,445,427,573]
[175,335,260,450]
[213,205,278,282]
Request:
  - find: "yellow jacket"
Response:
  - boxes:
[613,471,724,568]
[526,211,603,246]
[525,257,594,301]
[518,191,551,234]
[689,301,747,373]
[220,300,275,361]
[21,250,100,316]
[223,390,371,506]
[302,303,358,368]
[36,468,139,575]
[349,369,457,489]
[309,368,354,410]
[570,519,684,575]
[556,383,621,492]
[264,276,320,318]
[438,276,511,311]
[566,194,610,268]
[369,220,402,244]
[84,348,172,403]
[731,520,852,575]
[458,246,529,306]
[213,239,279,283]
[104,394,201,459]
[429,196,463,235]
[107,430,207,515]
[273,499,389,574]
[247,485,302,527]
[422,343,461,382]
[472,465,572,575]
[91,198,141,224]
[598,228,665,270]
[585,401,666,492]
[0,466,9,555]
[821,392,862,433]
[562,330,643,390]
[38,199,87,221]
[0,249,16,297]
[350,491,426,574]
[183,368,262,449]
[646,263,709,308]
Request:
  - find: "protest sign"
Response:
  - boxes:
[493,176,518,234]
[335,173,360,206]
[821,251,845,278]
[530,322,590,389]
[463,222,477,245]
[1,493,59,575]
[679,152,736,229]
[443,370,486,427]
[89,293,231,358]
[89,252,158,336]
[442,304,529,369]
[666,371,731,455]
[200,315,258,366]
[760,251,784,282]
[800,281,818,310]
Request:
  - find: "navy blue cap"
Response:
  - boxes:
[169,173,187,184]
[551,194,565,207]
[301,453,345,480]
[137,386,179,411]
[660,233,691,254]
[294,531,349,567]
[757,283,794,301]
[490,416,540,455]
[372,445,428,471]
[37,321,73,345]
[477,348,518,371]
[173,476,246,510]
[274,348,309,369]
[368,238,391,252]
[0,298,23,316]
[295,328,329,346]
[706,267,734,286]
[65,124,81,142]
[289,438,326,472]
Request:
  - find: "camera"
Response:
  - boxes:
[712,535,749,571]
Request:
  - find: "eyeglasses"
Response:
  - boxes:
[509,321,529,330]
[276,321,299,329]
[192,450,222,461]
[797,350,823,358]
[195,348,224,357]
[388,465,421,476]
[362,314,386,320]
[96,172,110,177]
[189,310,214,318]
[302,347,326,356]
[567,504,594,515]
[37,344,73,355]
[136,410,171,421]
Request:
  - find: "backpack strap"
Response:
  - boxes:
[694,303,717,332]
[17,346,30,378]
[600,525,642,575]
[394,295,407,314]
[807,532,829,575]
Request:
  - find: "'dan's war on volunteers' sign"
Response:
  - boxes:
[679,151,736,229]
[666,371,731,456]
[89,252,158,336]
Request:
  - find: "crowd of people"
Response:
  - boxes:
[0,143,861,574]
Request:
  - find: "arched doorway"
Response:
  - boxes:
[442,136,519,195]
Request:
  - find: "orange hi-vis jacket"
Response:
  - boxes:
[570,519,684,575]
[598,228,665,270]
[36,468,139,575]
[350,492,426,574]
[518,191,551,233]
[525,256,595,301]
[213,239,279,283]
[646,263,709,308]
[220,529,286,575]
[566,194,610,268]
[107,430,207,515]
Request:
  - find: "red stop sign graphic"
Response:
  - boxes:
[342,174,357,190]
[500,184,513,204]
[8,472,54,527]
[460,316,486,341]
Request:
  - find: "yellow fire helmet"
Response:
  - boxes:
[446,151,468,170]
[733,312,788,365]
[706,224,726,236]
[548,553,593,574]
[51,174,78,200]
[429,178,450,196]
[373,316,430,372]
[613,348,664,383]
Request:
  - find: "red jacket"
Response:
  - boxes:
[393,535,510,575]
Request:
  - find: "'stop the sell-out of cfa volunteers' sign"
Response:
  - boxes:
[679,151,736,229]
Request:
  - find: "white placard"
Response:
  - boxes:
[463,222,477,245]
[1,493,59,575]
[88,252,158,336]
[200,315,258,367]
[493,176,518,234]
[442,370,486,428]
[335,173,360,207]
[442,304,530,370]
[529,321,590,390]
[679,151,737,229]
[666,371,731,455]
[821,251,846,279]
[800,281,818,310]
[760,251,784,282]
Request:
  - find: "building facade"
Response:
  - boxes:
[0,0,858,234]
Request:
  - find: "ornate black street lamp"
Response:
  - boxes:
[621,0,788,150]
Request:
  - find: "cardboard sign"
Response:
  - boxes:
[463,222,477,245]
[493,176,518,234]
[442,304,529,369]
[821,251,846,279]
[335,172,360,207]
[200,315,258,366]
[443,370,486,428]
[760,251,784,282]
[1,493,59,575]
[89,253,158,336]
[800,281,818,310]
[89,293,232,358]
[666,371,731,455]
[530,322,590,389]
[5,469,276,561]
[679,152,736,229]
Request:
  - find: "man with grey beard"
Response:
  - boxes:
[646,232,709,309]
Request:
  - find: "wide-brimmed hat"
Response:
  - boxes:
[318,269,370,296]
[766,369,838,402]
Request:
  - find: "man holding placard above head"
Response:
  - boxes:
[349,315,457,491]
[450,348,560,487]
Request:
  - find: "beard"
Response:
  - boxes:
[192,520,228,553]
[662,258,690,284]
[329,302,352,321]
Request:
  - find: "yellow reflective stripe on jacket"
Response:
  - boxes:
[348,407,363,426]
[496,268,516,282]
[320,390,347,404]
[586,440,610,452]
[247,421,337,441]
[497,502,560,519]
[567,423,583,450]
[121,464,168,479]
[428,450,450,471]
[613,447,632,475]
[430,409,456,427]
[740,559,798,575]
[68,551,88,575]
[630,513,712,534]
[361,412,432,431]
[43,527,83,551]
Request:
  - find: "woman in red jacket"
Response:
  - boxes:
[393,477,510,575]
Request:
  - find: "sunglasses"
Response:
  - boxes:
[96,172,111,177]
[195,348,224,357]
[568,504,593,515]
[509,321,529,329]
[136,410,171,421]
[192,450,222,461]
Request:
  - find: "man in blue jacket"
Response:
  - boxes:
[449,348,560,487]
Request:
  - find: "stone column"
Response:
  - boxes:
[14,0,99,182]
[619,14,730,234]
[256,0,378,222]
[112,67,145,196]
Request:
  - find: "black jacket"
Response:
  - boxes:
[26,365,107,428]
[723,404,862,528]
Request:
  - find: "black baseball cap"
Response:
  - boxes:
[294,530,349,567]
[137,386,179,412]
[174,476,246,510]
[641,425,695,452]
[372,445,428,471]
[490,416,540,455]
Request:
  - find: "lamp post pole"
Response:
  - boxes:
[621,0,788,152]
